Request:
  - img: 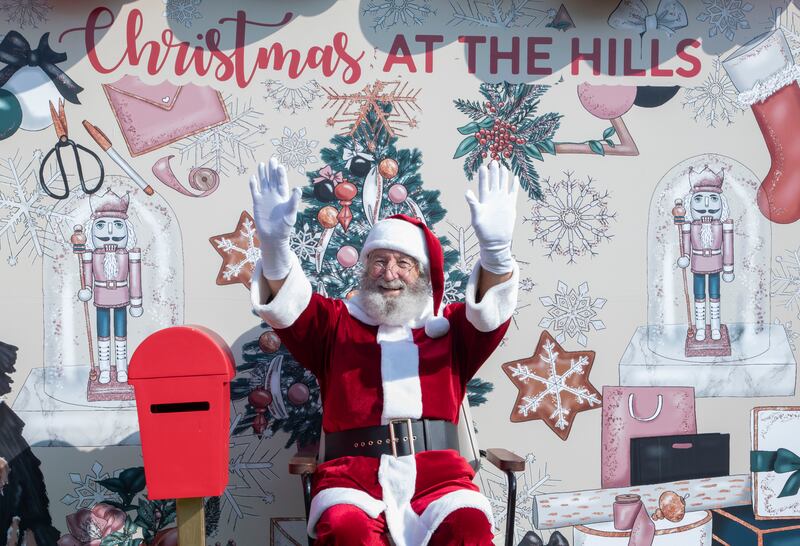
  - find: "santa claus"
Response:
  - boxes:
[249,158,519,545]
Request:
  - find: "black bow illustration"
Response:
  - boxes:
[518,530,569,546]
[0,31,83,104]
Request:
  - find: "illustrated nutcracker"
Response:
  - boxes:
[674,166,734,357]
[75,190,143,391]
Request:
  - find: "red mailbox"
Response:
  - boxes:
[129,325,235,500]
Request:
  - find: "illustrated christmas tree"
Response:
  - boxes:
[230,101,494,447]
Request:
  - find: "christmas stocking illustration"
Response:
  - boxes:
[723,29,800,224]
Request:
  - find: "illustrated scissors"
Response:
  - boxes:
[39,98,104,200]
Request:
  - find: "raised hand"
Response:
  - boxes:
[250,157,302,243]
[465,160,519,274]
[249,157,302,280]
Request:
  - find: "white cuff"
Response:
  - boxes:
[250,253,312,329]
[723,266,734,273]
[465,259,519,332]
[723,29,797,105]
[129,298,142,307]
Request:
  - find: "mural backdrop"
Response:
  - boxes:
[2,0,800,544]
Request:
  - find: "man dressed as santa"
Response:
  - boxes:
[249,157,519,545]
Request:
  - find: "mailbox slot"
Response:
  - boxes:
[151,401,210,414]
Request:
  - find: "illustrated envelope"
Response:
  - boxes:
[102,75,229,157]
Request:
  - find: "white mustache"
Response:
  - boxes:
[377,279,406,290]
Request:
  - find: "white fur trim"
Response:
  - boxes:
[250,254,312,329]
[415,489,495,546]
[378,454,424,546]
[465,259,519,332]
[378,325,423,424]
[738,64,800,106]
[722,29,796,102]
[361,218,430,269]
[306,487,386,538]
[424,315,450,338]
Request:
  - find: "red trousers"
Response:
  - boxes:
[315,504,493,545]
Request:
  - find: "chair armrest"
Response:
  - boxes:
[484,448,525,472]
[289,445,319,475]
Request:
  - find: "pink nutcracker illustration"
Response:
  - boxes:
[74,190,143,395]
[673,166,734,357]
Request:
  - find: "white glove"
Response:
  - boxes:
[677,256,690,269]
[723,272,735,282]
[129,306,144,317]
[465,160,518,274]
[77,288,92,302]
[250,157,302,280]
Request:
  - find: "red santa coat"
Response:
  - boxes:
[251,253,518,546]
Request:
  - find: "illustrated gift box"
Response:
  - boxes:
[751,407,800,519]
[712,505,800,546]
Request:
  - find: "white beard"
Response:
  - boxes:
[699,222,714,249]
[103,251,119,279]
[357,274,431,326]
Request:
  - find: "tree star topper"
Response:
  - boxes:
[320,80,421,151]
[502,330,601,441]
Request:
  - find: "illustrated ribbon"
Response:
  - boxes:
[313,165,343,186]
[342,141,374,166]
[608,0,688,37]
[614,494,655,546]
[751,448,800,498]
[0,31,83,104]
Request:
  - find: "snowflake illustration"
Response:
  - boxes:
[362,0,436,30]
[444,221,479,275]
[1,0,51,27]
[213,215,261,284]
[222,405,281,527]
[262,79,324,114]
[523,171,615,264]
[448,0,548,28]
[776,318,800,351]
[163,0,202,28]
[478,453,560,544]
[289,223,319,262]
[683,57,744,127]
[510,339,600,429]
[0,150,74,266]
[772,4,800,60]
[61,461,114,508]
[173,97,265,176]
[697,0,753,41]
[772,247,800,318]
[539,281,606,347]
[519,277,536,292]
[271,127,319,174]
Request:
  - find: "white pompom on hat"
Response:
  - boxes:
[361,214,449,337]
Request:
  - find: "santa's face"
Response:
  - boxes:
[690,191,723,219]
[91,216,128,248]
[359,249,430,326]
[365,250,421,297]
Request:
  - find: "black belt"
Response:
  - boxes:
[323,418,459,461]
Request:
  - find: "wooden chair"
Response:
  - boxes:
[289,399,525,546]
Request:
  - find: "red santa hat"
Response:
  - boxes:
[360,214,449,337]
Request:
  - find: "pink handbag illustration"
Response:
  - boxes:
[102,75,229,157]
[601,386,697,488]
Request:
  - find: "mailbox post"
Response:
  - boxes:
[129,325,235,546]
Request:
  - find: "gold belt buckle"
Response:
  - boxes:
[388,418,414,457]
